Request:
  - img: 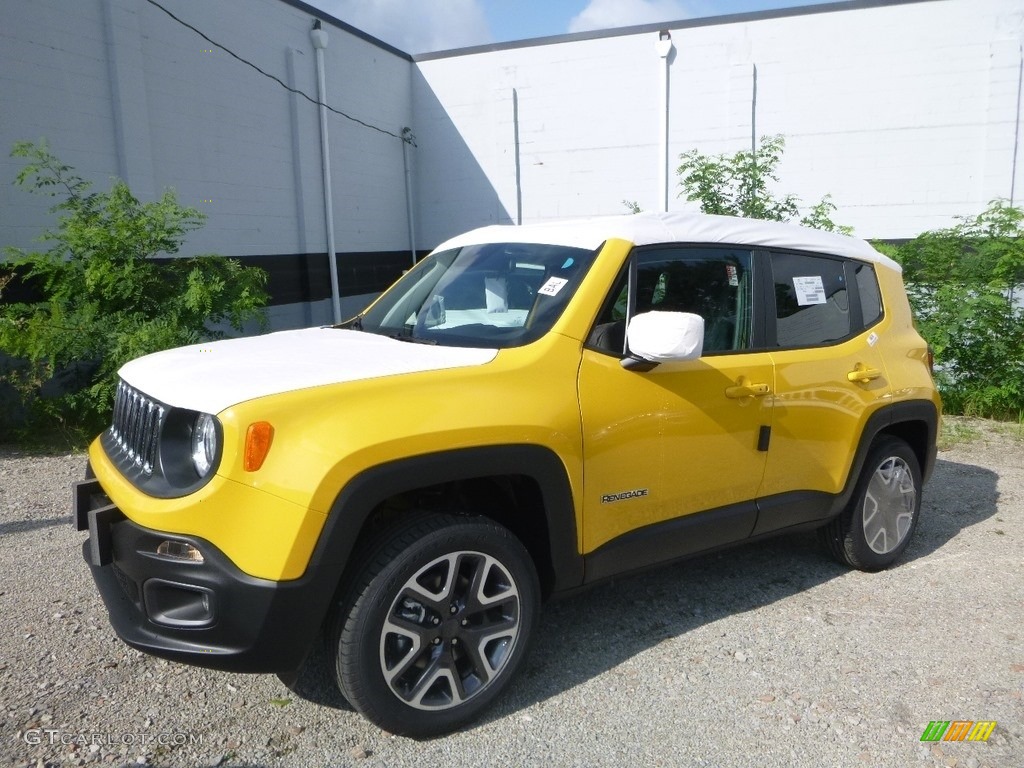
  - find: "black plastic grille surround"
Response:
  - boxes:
[102,380,221,499]
[110,379,166,476]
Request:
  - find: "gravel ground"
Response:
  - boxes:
[1,420,1022,768]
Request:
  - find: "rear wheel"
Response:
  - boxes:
[822,436,922,571]
[333,514,539,737]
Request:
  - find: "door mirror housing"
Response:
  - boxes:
[623,311,704,370]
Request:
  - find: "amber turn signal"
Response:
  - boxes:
[244,421,274,471]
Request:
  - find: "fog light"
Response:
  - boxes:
[143,579,215,628]
[156,540,205,563]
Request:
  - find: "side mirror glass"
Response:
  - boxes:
[624,311,704,369]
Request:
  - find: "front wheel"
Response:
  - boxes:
[333,514,539,738]
[822,436,922,571]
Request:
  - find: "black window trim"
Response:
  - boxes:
[849,259,887,335]
[586,242,767,358]
[582,260,632,357]
[763,247,886,351]
[583,242,889,358]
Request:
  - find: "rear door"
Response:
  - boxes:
[754,250,891,534]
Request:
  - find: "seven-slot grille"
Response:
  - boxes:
[110,380,166,475]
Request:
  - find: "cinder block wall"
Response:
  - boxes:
[2,0,1022,330]
[0,0,415,327]
[414,0,1024,242]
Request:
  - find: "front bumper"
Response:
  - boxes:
[73,476,326,674]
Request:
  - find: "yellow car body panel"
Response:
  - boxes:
[97,332,589,580]
[761,328,892,498]
[92,237,638,581]
[87,437,325,580]
[578,347,774,552]
[872,266,943,414]
[230,331,585,523]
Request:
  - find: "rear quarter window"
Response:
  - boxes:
[853,261,883,327]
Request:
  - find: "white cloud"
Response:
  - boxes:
[568,0,697,34]
[313,0,491,54]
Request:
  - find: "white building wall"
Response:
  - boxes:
[413,0,1024,242]
[1,1,121,250]
[0,0,414,325]
[2,0,1022,329]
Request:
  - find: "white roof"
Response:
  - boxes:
[435,212,899,270]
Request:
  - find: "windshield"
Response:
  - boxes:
[350,242,598,348]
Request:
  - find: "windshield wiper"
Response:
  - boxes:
[388,332,437,345]
[332,315,363,331]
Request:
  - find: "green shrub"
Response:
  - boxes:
[1,141,268,442]
[676,134,852,234]
[893,200,1024,420]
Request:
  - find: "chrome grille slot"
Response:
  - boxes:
[110,380,166,475]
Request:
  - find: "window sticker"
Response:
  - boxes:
[538,276,569,297]
[792,275,826,306]
[725,264,739,287]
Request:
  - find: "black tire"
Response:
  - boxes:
[332,513,539,738]
[821,436,922,571]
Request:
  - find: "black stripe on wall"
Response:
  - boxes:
[229,251,424,306]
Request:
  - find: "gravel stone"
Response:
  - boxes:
[1,421,1022,766]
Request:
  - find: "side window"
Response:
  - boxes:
[853,261,883,328]
[771,252,850,347]
[587,247,754,355]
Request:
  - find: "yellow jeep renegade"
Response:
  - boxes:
[74,212,940,737]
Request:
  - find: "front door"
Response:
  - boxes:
[578,246,773,563]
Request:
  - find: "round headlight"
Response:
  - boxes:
[191,413,218,478]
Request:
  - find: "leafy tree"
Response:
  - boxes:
[1,141,268,440]
[677,135,852,234]
[894,199,1024,419]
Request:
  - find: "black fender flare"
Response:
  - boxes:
[276,445,583,675]
[833,399,940,516]
[318,444,583,592]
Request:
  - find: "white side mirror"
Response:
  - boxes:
[624,311,704,368]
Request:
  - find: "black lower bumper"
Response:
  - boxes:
[73,477,327,675]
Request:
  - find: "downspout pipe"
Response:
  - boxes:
[311,21,342,324]
[402,128,418,266]
[1011,44,1023,207]
[655,31,674,213]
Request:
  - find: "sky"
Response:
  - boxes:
[309,0,830,54]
